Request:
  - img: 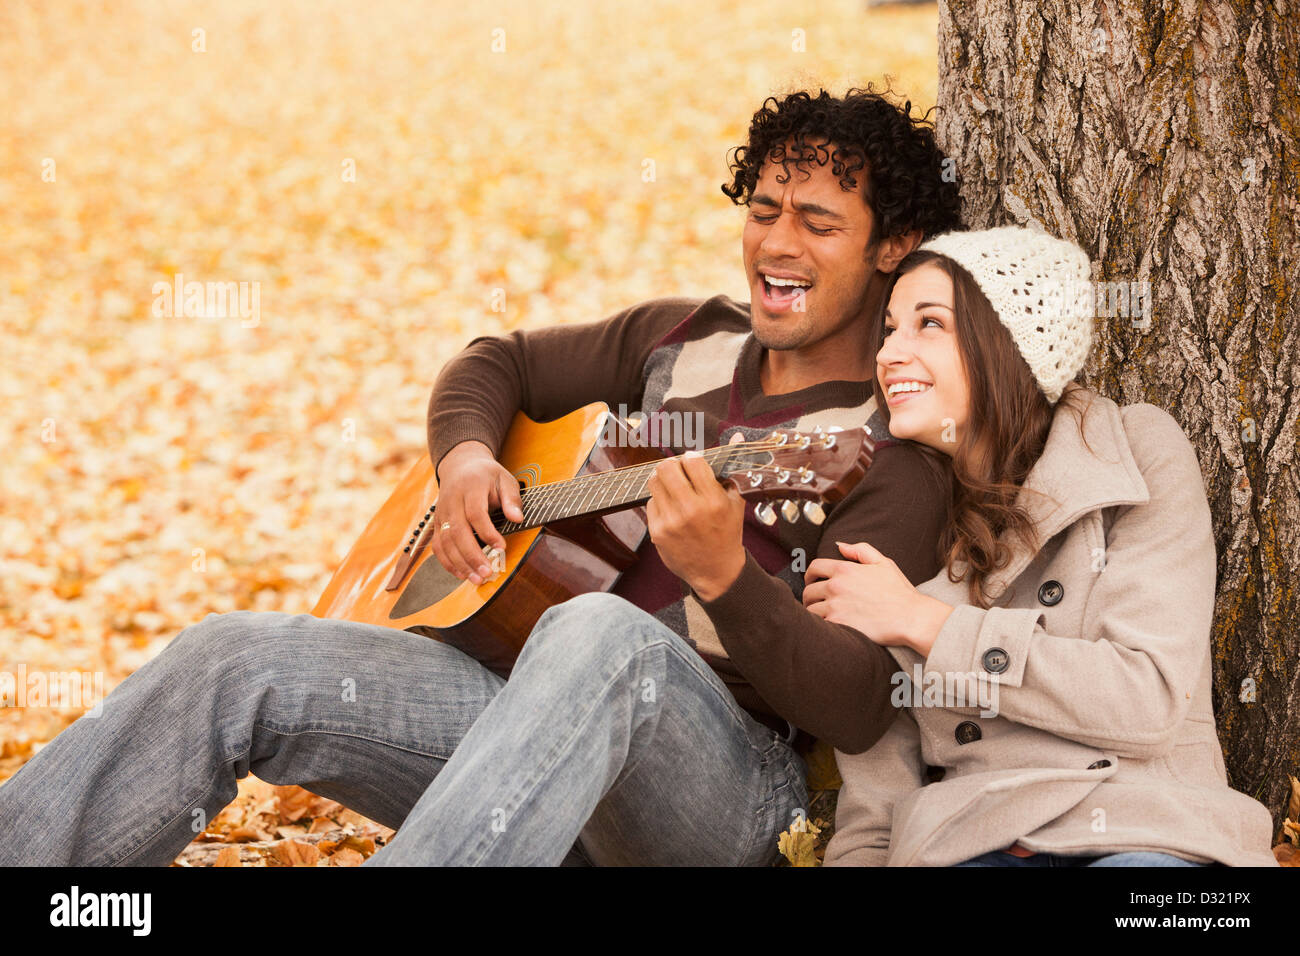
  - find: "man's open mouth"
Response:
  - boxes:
[761,273,813,303]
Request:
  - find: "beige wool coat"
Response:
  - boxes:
[825,386,1278,867]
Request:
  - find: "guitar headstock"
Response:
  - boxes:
[716,425,875,526]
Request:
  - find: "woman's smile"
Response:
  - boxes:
[884,378,934,406]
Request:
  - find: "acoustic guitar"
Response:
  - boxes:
[311,403,874,675]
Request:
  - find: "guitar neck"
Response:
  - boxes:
[381,420,865,596]
[491,445,757,533]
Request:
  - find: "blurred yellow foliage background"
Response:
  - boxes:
[0,0,939,779]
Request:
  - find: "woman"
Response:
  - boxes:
[804,225,1278,867]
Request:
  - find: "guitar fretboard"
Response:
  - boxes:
[486,444,775,533]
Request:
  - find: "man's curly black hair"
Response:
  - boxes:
[722,85,963,249]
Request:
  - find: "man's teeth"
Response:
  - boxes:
[764,275,811,288]
[887,381,933,396]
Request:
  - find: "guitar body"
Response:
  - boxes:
[311,404,660,675]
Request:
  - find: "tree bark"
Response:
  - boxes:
[935,0,1299,830]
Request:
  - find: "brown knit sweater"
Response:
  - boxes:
[427,294,952,754]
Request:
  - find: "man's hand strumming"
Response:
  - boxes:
[432,441,525,586]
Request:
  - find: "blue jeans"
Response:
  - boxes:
[0,593,807,866]
[954,850,1210,867]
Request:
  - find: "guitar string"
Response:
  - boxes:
[520,439,781,492]
[496,452,756,531]
[420,444,768,525]
[488,441,782,525]
[522,440,824,509]
[506,450,762,531]
[500,448,812,533]
[509,443,773,514]
[412,456,810,545]
[417,434,849,538]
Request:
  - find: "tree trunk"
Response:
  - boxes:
[935,0,1299,830]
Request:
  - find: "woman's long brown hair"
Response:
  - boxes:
[869,249,1092,607]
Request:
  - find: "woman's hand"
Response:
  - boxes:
[803,541,954,657]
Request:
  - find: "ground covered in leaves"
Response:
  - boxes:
[173,777,396,867]
[0,0,941,865]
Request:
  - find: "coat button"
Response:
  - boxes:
[1038,580,1064,606]
[955,721,982,744]
[1087,759,1112,770]
[981,647,1009,674]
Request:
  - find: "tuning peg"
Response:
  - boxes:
[798,466,814,484]
[745,470,762,488]
[802,500,826,525]
[780,499,800,523]
[754,501,777,526]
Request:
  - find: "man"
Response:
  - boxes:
[0,87,961,866]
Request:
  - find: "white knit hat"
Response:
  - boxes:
[918,225,1095,403]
